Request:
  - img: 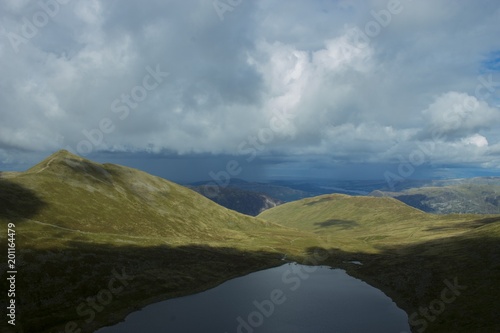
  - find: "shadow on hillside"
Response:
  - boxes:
[394,194,432,212]
[12,241,284,333]
[0,176,46,223]
[314,219,358,229]
[10,231,500,333]
[63,158,115,184]
[425,216,500,232]
[304,233,500,333]
[473,216,500,224]
[304,197,333,206]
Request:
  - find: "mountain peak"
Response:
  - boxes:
[27,150,91,174]
[48,149,83,161]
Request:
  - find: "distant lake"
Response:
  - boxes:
[96,263,410,333]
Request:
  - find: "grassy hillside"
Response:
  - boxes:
[18,150,268,241]
[0,151,313,333]
[1,151,499,333]
[259,194,500,332]
[258,193,487,251]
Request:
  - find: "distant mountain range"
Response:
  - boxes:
[371,180,500,214]
[189,177,500,215]
[187,185,283,216]
[188,178,312,202]
[1,150,499,333]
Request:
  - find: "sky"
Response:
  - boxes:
[1,0,500,183]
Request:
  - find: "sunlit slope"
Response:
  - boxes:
[0,150,315,333]
[1,150,281,246]
[259,193,427,227]
[259,192,500,333]
[258,193,500,251]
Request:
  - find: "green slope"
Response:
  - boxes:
[1,151,499,333]
[0,151,311,333]
[258,194,500,333]
[258,193,428,229]
[258,193,490,252]
[14,150,271,242]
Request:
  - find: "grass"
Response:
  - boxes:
[0,151,315,333]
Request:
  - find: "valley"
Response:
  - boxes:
[1,151,499,332]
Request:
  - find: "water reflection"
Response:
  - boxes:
[96,263,410,333]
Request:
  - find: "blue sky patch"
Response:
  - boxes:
[482,51,500,72]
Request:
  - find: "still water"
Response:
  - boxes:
[96,263,410,333]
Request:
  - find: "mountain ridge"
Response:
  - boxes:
[1,150,312,333]
[1,150,499,333]
[372,183,500,214]
[2,150,281,242]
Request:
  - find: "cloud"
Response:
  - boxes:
[1,0,500,178]
[462,134,489,148]
[421,91,500,140]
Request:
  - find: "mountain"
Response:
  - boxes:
[0,150,308,333]
[192,177,500,212]
[372,183,500,214]
[258,193,437,252]
[1,151,499,333]
[188,185,283,216]
[258,194,500,332]
[268,179,387,195]
[8,150,273,240]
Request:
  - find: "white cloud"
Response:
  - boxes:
[421,92,500,139]
[462,134,489,148]
[312,33,373,73]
